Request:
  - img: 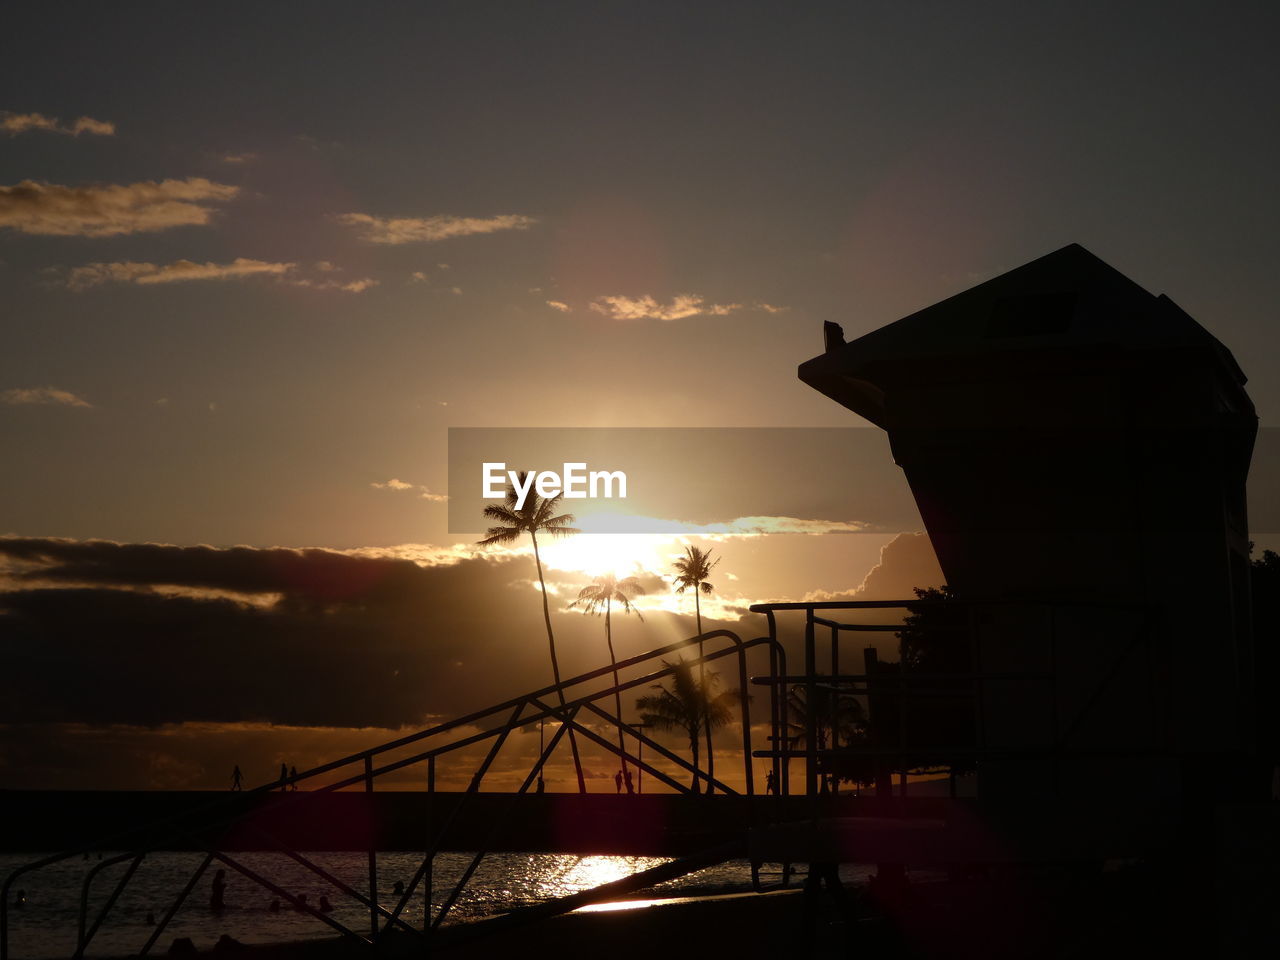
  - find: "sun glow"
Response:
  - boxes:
[541,532,675,578]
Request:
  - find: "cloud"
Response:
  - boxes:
[802,532,945,602]
[220,152,258,164]
[0,178,238,237]
[0,537,635,728]
[588,294,741,321]
[409,271,429,283]
[372,478,448,502]
[1,112,115,136]
[546,300,571,312]
[0,386,92,408]
[756,302,788,314]
[293,276,380,293]
[286,261,379,293]
[336,212,536,245]
[67,257,294,290]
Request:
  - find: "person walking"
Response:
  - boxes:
[231,765,243,791]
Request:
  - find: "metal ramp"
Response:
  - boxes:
[1,629,785,959]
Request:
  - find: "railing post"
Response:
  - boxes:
[738,642,754,797]
[425,756,434,935]
[805,609,818,799]
[365,755,378,940]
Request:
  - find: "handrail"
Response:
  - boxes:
[2,626,785,960]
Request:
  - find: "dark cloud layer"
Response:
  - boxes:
[0,537,753,732]
[0,539,565,729]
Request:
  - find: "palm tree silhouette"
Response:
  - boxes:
[787,679,866,793]
[478,472,585,793]
[636,657,738,794]
[672,545,720,792]
[570,573,646,791]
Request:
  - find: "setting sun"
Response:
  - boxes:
[541,531,674,578]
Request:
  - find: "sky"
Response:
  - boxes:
[1,1,1278,790]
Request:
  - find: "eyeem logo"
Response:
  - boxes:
[483,462,628,510]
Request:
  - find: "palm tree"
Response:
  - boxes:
[786,679,867,793]
[672,546,720,792]
[635,657,739,793]
[478,472,585,792]
[570,573,646,790]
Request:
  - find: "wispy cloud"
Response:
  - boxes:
[1,112,115,137]
[0,178,238,237]
[1,386,92,408]
[371,479,448,502]
[589,294,741,321]
[292,276,379,293]
[68,258,294,290]
[220,152,258,164]
[336,212,536,245]
[545,300,571,312]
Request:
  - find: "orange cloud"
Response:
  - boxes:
[1,386,92,408]
[337,212,536,244]
[1,111,116,136]
[68,257,293,289]
[589,294,741,321]
[0,178,238,236]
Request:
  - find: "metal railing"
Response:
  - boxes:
[748,597,1156,806]
[2,628,786,960]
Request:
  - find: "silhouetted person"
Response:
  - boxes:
[231,765,243,791]
[289,765,299,790]
[318,895,333,913]
[765,769,778,795]
[210,870,226,912]
[392,880,405,897]
[614,770,623,794]
[278,762,288,790]
[535,776,545,794]
[624,769,634,794]
[293,893,308,912]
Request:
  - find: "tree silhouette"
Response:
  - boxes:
[636,656,739,793]
[570,573,646,791]
[478,472,585,792]
[672,546,721,792]
[786,678,867,793]
[869,585,976,780]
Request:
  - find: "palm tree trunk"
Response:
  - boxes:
[604,601,628,788]
[696,589,715,795]
[531,530,586,794]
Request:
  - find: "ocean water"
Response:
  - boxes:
[1,852,875,958]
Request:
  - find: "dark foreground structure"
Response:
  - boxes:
[4,244,1276,958]
[788,242,1276,954]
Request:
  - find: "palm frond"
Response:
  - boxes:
[481,503,523,525]
[477,526,523,545]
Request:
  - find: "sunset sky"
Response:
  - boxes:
[2,1,1278,790]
